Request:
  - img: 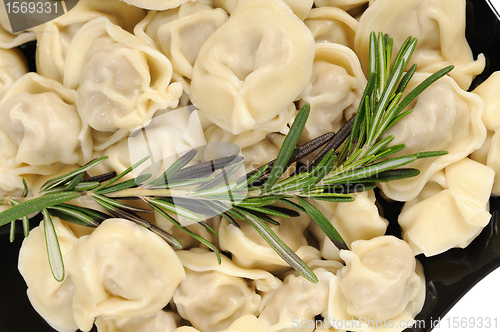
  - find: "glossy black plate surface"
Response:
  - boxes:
[1,0,500,331]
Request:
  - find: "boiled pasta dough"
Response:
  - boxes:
[474,71,500,131]
[0,48,28,100]
[310,190,388,261]
[0,73,92,194]
[136,2,228,94]
[64,218,186,332]
[282,0,315,20]
[338,236,423,321]
[35,0,145,83]
[0,3,36,48]
[121,0,194,10]
[154,211,219,249]
[63,17,182,135]
[221,314,267,332]
[304,7,358,49]
[314,0,370,11]
[327,236,425,332]
[259,268,335,332]
[484,131,500,196]
[88,107,206,178]
[190,0,315,135]
[239,134,283,172]
[355,0,485,90]
[218,210,311,273]
[203,103,295,153]
[177,248,282,293]
[95,310,180,332]
[471,72,500,195]
[398,158,494,256]
[299,43,366,142]
[173,260,261,331]
[18,217,79,332]
[379,73,486,201]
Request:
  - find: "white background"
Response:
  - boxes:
[433,2,500,331]
[432,268,500,331]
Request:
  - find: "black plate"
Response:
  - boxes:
[1,0,500,331]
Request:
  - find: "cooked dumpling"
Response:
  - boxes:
[299,43,366,142]
[282,0,315,20]
[474,72,500,131]
[203,103,295,154]
[121,0,194,10]
[205,0,314,19]
[173,249,266,331]
[471,72,500,195]
[0,48,28,100]
[338,236,423,321]
[310,190,388,261]
[327,236,425,331]
[483,130,500,195]
[398,158,494,256]
[88,107,206,178]
[95,310,180,332]
[190,0,314,135]
[304,7,358,49]
[223,314,267,332]
[177,248,282,293]
[63,17,182,137]
[314,0,370,11]
[0,4,36,48]
[239,133,284,172]
[0,73,92,194]
[355,0,485,90]
[154,212,218,250]
[258,268,335,331]
[18,217,79,332]
[35,0,145,83]
[65,218,186,332]
[208,0,239,14]
[218,210,311,273]
[136,2,228,94]
[379,73,486,201]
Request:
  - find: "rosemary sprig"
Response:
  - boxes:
[0,32,453,284]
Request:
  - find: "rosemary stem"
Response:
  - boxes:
[102,187,180,198]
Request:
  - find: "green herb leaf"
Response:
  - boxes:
[91,193,152,214]
[9,219,15,243]
[324,155,417,184]
[147,200,220,263]
[236,164,268,189]
[95,174,152,195]
[42,209,65,282]
[40,157,108,192]
[47,205,101,227]
[21,178,28,198]
[264,104,310,192]
[0,191,80,227]
[149,149,198,187]
[64,173,85,191]
[297,197,347,250]
[94,156,150,192]
[236,208,318,283]
[146,197,204,222]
